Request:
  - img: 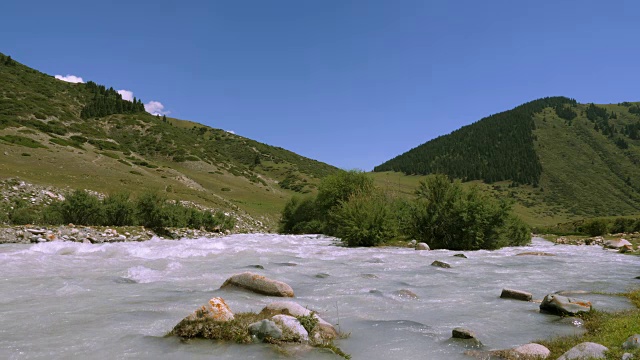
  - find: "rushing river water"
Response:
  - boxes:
[1,235,638,360]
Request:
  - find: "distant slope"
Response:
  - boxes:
[374,97,640,220]
[0,52,340,229]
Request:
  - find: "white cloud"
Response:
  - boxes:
[144,101,169,115]
[226,130,235,134]
[117,89,134,102]
[54,74,84,83]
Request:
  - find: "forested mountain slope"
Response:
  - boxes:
[375,97,640,220]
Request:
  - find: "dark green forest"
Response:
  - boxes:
[374,97,578,185]
[80,81,146,119]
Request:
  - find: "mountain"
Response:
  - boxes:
[374,97,640,225]
[0,52,339,230]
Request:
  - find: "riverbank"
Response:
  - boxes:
[0,224,230,244]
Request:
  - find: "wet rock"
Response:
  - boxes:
[604,238,632,249]
[515,252,555,256]
[452,327,477,340]
[247,264,265,269]
[453,253,467,258]
[368,289,384,296]
[500,288,532,301]
[360,273,378,279]
[276,262,297,267]
[415,242,430,250]
[185,297,234,322]
[249,319,282,341]
[636,276,640,280]
[540,294,591,316]
[314,273,330,279]
[431,260,451,268]
[272,314,308,341]
[557,342,607,360]
[394,289,419,299]
[511,343,550,358]
[260,301,337,339]
[220,272,294,297]
[620,244,635,253]
[408,239,417,247]
[622,334,640,349]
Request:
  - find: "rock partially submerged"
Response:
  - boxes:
[415,242,430,250]
[604,238,632,249]
[500,288,533,301]
[248,319,282,341]
[452,327,477,340]
[431,260,451,268]
[260,301,338,340]
[185,297,235,322]
[540,294,591,316]
[221,272,294,297]
[557,342,607,360]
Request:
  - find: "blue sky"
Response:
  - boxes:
[2,0,640,170]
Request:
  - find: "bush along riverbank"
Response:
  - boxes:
[279,171,530,250]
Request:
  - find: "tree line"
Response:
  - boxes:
[80,81,146,119]
[2,190,236,232]
[279,171,530,250]
[374,97,578,185]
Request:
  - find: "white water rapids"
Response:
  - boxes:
[1,235,638,359]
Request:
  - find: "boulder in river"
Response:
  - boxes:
[221,272,294,297]
[453,253,467,258]
[394,289,419,299]
[431,260,451,268]
[540,294,591,316]
[272,314,309,341]
[249,319,282,341]
[185,297,235,322]
[500,288,533,301]
[515,252,555,256]
[604,238,632,249]
[557,342,607,360]
[260,301,337,340]
[452,327,477,340]
[415,242,430,250]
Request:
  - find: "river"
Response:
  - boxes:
[1,235,638,359]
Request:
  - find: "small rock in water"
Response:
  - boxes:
[314,273,330,279]
[249,319,282,341]
[453,253,467,258]
[557,342,607,360]
[221,272,294,297]
[431,260,451,268]
[368,289,384,296]
[415,242,430,251]
[452,327,477,340]
[275,262,297,267]
[185,297,235,322]
[540,294,592,316]
[247,264,265,269]
[394,289,419,299]
[360,273,378,279]
[500,288,533,301]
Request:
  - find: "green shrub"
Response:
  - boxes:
[58,190,104,225]
[279,196,322,234]
[330,190,395,247]
[9,207,37,225]
[135,191,168,230]
[581,218,609,236]
[103,192,135,226]
[409,174,529,250]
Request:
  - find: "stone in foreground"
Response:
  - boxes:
[557,342,607,360]
[539,294,591,316]
[500,288,533,301]
[185,297,235,321]
[272,314,308,341]
[511,343,550,359]
[249,319,282,341]
[623,334,640,350]
[221,272,294,297]
[260,301,337,339]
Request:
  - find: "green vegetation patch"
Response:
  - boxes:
[538,289,640,359]
[0,134,47,148]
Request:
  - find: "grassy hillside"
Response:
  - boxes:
[0,52,340,230]
[374,98,640,225]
